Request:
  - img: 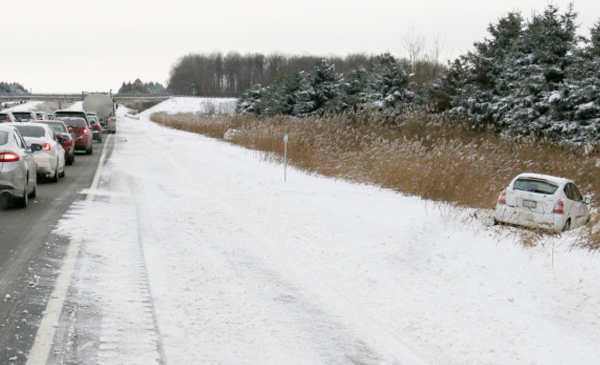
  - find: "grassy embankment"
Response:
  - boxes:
[149,109,600,250]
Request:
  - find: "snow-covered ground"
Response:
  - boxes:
[49,97,600,364]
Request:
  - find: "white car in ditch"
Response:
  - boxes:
[494,173,591,232]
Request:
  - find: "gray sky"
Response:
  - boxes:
[3,0,598,93]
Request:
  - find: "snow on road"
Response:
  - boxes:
[52,98,600,364]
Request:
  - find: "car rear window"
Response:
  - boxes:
[44,122,67,134]
[0,114,11,121]
[0,131,7,145]
[60,118,86,127]
[55,112,86,120]
[513,178,559,195]
[15,125,46,138]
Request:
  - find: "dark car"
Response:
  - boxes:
[37,120,76,165]
[55,117,93,155]
[87,115,103,142]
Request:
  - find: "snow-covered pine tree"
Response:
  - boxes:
[339,66,369,113]
[550,20,600,142]
[365,53,413,114]
[293,59,342,116]
[236,84,264,115]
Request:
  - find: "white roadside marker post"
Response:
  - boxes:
[283,133,289,182]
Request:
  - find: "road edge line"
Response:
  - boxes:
[26,135,112,365]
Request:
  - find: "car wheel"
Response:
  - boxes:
[563,218,572,231]
[15,182,28,208]
[52,161,60,183]
[29,182,36,199]
[66,153,73,165]
[86,146,93,155]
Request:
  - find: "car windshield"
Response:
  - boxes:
[15,125,46,138]
[0,131,7,145]
[513,177,559,195]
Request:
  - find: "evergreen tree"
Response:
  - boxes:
[339,66,369,112]
[293,59,342,116]
[365,53,413,113]
[236,84,264,115]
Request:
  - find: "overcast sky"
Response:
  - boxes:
[2,0,598,93]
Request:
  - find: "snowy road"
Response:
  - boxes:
[43,99,600,365]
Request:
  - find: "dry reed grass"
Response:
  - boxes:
[150,110,600,250]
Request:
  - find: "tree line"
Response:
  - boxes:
[0,82,28,95]
[235,4,600,144]
[166,52,446,98]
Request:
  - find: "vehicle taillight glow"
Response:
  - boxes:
[0,152,19,162]
[42,143,51,151]
[552,199,565,214]
[83,128,89,135]
[92,125,100,131]
[498,190,507,205]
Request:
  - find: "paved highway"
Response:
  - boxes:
[0,136,112,364]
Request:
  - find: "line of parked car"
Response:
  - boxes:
[0,109,103,209]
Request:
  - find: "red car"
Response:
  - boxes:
[36,120,76,165]
[56,117,93,155]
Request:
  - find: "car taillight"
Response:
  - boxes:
[67,126,74,131]
[497,190,507,205]
[92,125,100,131]
[0,152,19,162]
[83,128,89,135]
[552,199,565,214]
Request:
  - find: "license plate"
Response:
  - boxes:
[522,199,537,208]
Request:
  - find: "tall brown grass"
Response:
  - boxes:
[150,110,600,250]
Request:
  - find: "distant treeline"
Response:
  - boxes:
[166,52,446,97]
[117,79,168,95]
[0,82,28,95]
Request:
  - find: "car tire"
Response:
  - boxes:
[86,146,93,155]
[15,182,28,208]
[66,153,74,165]
[28,182,36,199]
[52,161,60,183]
[563,218,571,231]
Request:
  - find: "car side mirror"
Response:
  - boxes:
[30,143,42,152]
[585,196,592,205]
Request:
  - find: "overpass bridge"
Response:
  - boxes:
[0,93,172,109]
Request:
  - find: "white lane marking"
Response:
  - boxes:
[26,135,112,365]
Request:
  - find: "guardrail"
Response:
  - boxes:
[0,93,174,104]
